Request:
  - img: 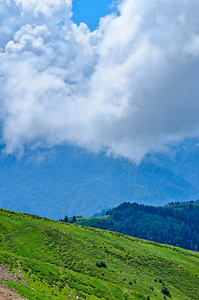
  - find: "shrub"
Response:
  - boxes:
[22,267,29,272]
[161,286,171,297]
[96,261,107,268]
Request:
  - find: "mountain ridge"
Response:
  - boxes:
[1,144,199,219]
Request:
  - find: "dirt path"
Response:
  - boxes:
[4,218,44,239]
[0,265,28,300]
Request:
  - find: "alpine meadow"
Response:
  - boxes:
[0,208,199,300]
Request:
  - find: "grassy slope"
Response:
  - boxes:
[0,208,199,300]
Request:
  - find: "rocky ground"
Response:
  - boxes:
[0,285,28,300]
[0,264,28,300]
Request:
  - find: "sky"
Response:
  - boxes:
[1,0,199,163]
[72,0,114,30]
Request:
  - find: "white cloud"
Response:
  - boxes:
[1,0,199,162]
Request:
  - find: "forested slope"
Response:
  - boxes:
[75,202,199,251]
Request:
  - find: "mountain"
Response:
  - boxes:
[0,208,199,300]
[75,201,199,252]
[144,138,199,188]
[0,143,199,219]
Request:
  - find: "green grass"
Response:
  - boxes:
[0,208,199,299]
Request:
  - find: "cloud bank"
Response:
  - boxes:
[1,0,199,162]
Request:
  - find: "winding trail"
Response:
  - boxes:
[4,218,44,239]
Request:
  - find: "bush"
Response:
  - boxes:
[161,286,171,297]
[22,267,29,272]
[96,261,107,268]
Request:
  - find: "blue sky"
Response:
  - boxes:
[72,0,115,30]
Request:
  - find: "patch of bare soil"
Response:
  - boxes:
[0,285,28,300]
[0,264,28,286]
[0,265,28,300]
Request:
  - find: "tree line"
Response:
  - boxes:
[72,201,199,252]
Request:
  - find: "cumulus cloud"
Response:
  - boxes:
[1,0,199,162]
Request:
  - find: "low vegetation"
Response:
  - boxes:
[0,208,199,299]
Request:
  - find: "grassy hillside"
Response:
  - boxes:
[0,208,199,300]
[75,202,199,251]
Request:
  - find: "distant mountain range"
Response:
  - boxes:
[144,138,199,188]
[0,138,199,219]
